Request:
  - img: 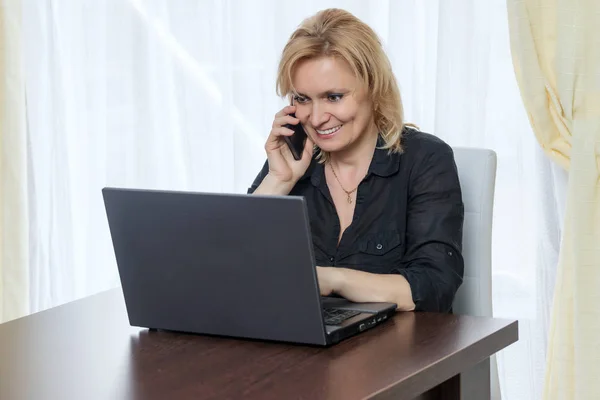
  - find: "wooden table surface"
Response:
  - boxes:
[0,288,517,400]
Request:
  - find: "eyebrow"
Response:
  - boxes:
[295,89,350,97]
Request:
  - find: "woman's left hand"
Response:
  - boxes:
[315,266,416,311]
[316,266,340,296]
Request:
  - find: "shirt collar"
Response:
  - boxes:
[368,135,401,178]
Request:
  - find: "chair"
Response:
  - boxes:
[451,147,501,400]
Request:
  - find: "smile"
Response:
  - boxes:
[316,125,342,135]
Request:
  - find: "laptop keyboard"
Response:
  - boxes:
[323,308,361,325]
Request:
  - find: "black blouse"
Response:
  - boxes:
[248,128,464,312]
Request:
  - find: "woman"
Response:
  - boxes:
[248,8,464,313]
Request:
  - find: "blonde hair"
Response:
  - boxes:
[276,8,408,161]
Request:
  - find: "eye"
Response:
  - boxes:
[293,95,309,104]
[327,94,344,102]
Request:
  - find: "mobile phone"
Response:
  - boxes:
[282,98,308,161]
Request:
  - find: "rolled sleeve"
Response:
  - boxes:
[392,144,465,312]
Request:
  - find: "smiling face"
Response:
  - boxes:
[291,56,378,157]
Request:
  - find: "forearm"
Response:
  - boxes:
[251,173,295,196]
[330,268,416,312]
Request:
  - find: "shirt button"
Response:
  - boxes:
[376,244,383,250]
[448,251,453,256]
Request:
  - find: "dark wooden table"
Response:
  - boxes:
[0,289,517,400]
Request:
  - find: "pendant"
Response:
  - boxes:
[347,194,352,204]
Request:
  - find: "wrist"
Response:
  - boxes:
[329,267,346,294]
[254,173,295,195]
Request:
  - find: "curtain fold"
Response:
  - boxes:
[0,0,28,323]
[507,0,600,398]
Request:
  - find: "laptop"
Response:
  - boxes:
[102,187,397,346]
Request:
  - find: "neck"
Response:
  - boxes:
[329,125,378,173]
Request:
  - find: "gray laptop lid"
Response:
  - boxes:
[102,187,328,345]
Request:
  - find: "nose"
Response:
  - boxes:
[309,102,330,128]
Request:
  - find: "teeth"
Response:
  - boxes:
[316,125,342,135]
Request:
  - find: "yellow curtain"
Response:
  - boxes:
[0,0,28,323]
[507,0,600,398]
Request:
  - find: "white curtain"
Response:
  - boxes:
[22,1,565,399]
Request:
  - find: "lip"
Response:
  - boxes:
[315,125,342,138]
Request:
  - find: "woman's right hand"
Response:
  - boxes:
[264,105,314,185]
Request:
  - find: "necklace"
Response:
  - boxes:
[329,163,364,204]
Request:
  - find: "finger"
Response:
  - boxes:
[272,114,300,128]
[274,105,296,118]
[266,127,295,147]
[274,138,297,162]
[273,127,295,137]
